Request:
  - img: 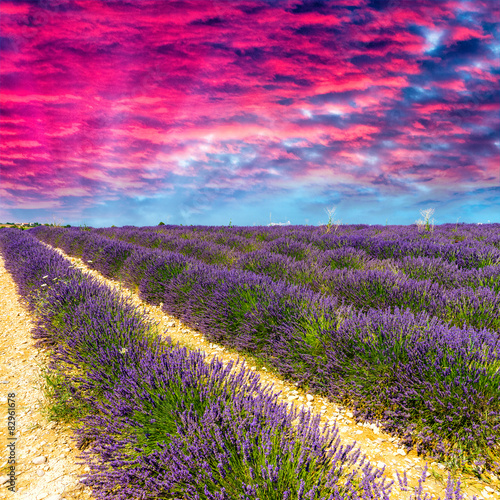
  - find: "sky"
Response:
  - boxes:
[0,0,499,227]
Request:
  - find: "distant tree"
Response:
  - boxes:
[158,222,165,226]
[64,224,71,228]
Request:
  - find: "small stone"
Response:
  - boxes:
[306,394,314,402]
[46,495,63,500]
[396,449,407,456]
[37,469,45,477]
[346,411,354,418]
[484,487,495,494]
[288,395,298,401]
[33,456,47,465]
[377,461,386,469]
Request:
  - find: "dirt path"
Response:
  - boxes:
[0,255,94,500]
[1,245,498,500]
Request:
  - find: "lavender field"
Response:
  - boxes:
[1,223,499,499]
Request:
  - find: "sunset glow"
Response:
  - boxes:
[1,0,499,225]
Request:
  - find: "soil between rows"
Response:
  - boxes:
[0,255,93,500]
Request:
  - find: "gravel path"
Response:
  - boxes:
[0,255,93,500]
[1,245,498,500]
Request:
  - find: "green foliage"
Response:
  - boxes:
[158,222,165,225]
[42,368,93,424]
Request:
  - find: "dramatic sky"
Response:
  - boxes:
[1,0,499,226]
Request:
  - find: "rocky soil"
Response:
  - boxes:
[0,256,93,500]
[1,247,499,500]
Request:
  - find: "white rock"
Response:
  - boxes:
[32,456,47,465]
[484,487,495,494]
[306,394,314,402]
[36,469,45,476]
[396,449,407,456]
[346,411,354,418]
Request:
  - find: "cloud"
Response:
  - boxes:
[0,0,498,225]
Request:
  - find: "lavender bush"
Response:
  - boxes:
[1,228,405,500]
[30,225,500,475]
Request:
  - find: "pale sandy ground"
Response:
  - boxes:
[0,246,499,500]
[0,256,93,500]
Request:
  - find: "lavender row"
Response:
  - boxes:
[238,250,500,332]
[147,223,500,269]
[30,226,500,475]
[35,227,500,331]
[94,225,500,290]
[0,228,405,500]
